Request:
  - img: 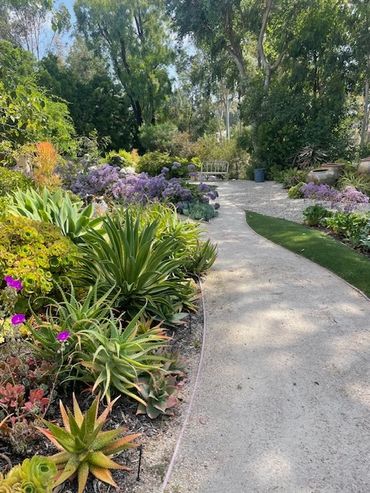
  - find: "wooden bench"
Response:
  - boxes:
[200,160,229,180]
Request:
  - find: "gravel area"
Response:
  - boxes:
[214,180,369,223]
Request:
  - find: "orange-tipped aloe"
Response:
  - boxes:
[37,395,140,493]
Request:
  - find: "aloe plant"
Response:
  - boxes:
[137,372,178,419]
[37,395,139,493]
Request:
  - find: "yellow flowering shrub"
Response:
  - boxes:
[0,215,79,298]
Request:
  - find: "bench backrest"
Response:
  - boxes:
[201,160,229,173]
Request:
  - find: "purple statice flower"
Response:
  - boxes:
[300,183,339,203]
[161,167,170,175]
[57,331,70,342]
[207,191,218,201]
[4,276,23,291]
[188,164,196,172]
[11,314,26,325]
[171,162,181,170]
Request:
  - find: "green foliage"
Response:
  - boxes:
[0,167,32,196]
[0,215,79,298]
[182,201,218,221]
[185,239,217,276]
[337,170,370,196]
[136,151,174,176]
[39,395,139,492]
[77,212,196,322]
[288,182,306,199]
[0,40,36,90]
[75,311,169,402]
[137,372,178,419]
[303,205,331,227]
[8,187,103,243]
[0,81,75,157]
[0,456,57,492]
[324,212,370,248]
[273,168,308,189]
[29,282,116,366]
[139,122,178,153]
[105,149,139,168]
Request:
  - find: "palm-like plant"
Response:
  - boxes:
[77,212,195,322]
[8,187,102,243]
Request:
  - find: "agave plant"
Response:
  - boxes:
[7,187,102,243]
[77,211,195,322]
[0,456,57,492]
[137,372,178,419]
[76,309,170,402]
[186,239,217,276]
[37,395,139,493]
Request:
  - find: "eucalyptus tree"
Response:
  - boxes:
[74,0,174,130]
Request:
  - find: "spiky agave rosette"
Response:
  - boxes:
[37,394,140,493]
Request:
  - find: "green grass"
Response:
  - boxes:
[245,210,370,298]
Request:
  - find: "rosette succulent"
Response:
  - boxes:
[0,456,56,492]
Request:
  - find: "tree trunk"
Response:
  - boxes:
[360,56,370,150]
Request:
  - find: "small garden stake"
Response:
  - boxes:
[137,445,143,481]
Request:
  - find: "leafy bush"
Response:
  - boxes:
[136,151,174,176]
[324,212,370,247]
[39,395,139,492]
[139,122,178,153]
[8,187,102,243]
[0,167,32,196]
[105,148,139,168]
[0,456,57,492]
[77,213,195,322]
[288,182,305,199]
[0,215,79,298]
[303,205,331,226]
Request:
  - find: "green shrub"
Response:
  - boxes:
[8,187,103,243]
[303,205,331,226]
[139,122,178,152]
[288,182,306,199]
[0,215,79,298]
[0,167,32,196]
[137,151,174,175]
[274,167,308,188]
[76,212,196,322]
[324,212,370,247]
[105,148,139,168]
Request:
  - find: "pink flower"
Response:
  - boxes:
[11,314,26,325]
[4,276,23,291]
[57,331,70,342]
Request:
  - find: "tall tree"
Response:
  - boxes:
[74,0,174,130]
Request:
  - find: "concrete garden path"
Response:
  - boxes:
[165,181,370,493]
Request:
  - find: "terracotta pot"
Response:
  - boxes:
[307,167,339,186]
[358,157,370,176]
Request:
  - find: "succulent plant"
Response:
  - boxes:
[0,456,57,492]
[137,372,178,419]
[37,395,140,492]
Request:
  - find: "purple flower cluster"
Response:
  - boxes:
[72,165,120,197]
[112,173,192,204]
[301,183,369,212]
[4,276,23,291]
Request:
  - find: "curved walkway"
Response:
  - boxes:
[165,181,370,492]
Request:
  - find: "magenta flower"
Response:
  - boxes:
[11,314,26,326]
[4,276,23,291]
[57,331,70,343]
